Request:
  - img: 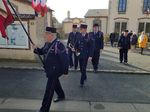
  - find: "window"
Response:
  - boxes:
[118,0,127,13]
[138,22,150,41]
[143,0,150,13]
[114,22,127,34]
[0,21,29,49]
[114,22,120,33]
[93,19,101,28]
[121,22,127,32]
[138,23,145,33]
[114,22,127,41]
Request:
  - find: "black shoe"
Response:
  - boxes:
[120,61,122,63]
[124,62,128,65]
[53,97,65,103]
[80,84,84,88]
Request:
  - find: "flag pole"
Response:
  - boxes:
[7,0,44,65]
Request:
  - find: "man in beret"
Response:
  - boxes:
[75,24,94,87]
[67,25,80,70]
[33,27,69,112]
[89,24,104,72]
[118,30,131,64]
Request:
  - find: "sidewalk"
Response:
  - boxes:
[0,46,149,74]
[0,97,150,112]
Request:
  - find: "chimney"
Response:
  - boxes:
[67,10,70,19]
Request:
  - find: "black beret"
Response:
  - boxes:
[80,24,88,29]
[124,30,129,32]
[46,27,56,33]
[93,24,99,27]
[73,25,77,28]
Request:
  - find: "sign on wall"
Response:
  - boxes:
[0,21,29,49]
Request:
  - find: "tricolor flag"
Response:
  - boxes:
[32,0,41,12]
[40,0,47,17]
[32,0,47,17]
[0,0,14,39]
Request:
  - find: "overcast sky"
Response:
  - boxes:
[47,0,109,22]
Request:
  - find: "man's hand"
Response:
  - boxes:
[71,48,75,52]
[118,47,122,50]
[100,49,103,53]
[63,74,69,78]
[32,44,38,49]
[88,57,92,61]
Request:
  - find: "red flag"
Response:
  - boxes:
[40,0,47,17]
[0,0,14,39]
[32,0,41,12]
[32,0,47,17]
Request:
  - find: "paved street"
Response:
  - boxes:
[0,68,150,111]
[0,44,150,74]
[0,44,149,112]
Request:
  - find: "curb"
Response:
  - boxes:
[0,66,150,75]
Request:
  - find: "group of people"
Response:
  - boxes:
[110,31,148,55]
[32,24,148,112]
[33,23,104,112]
[67,24,104,87]
[116,30,148,64]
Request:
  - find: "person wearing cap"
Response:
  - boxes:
[67,25,80,69]
[118,30,131,64]
[33,27,69,112]
[89,24,104,72]
[109,32,116,47]
[75,24,94,87]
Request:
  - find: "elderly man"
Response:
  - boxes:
[118,30,131,64]
[33,27,69,112]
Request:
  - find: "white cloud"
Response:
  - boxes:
[47,0,109,22]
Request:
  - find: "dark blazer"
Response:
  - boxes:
[34,39,69,78]
[67,32,80,48]
[75,33,94,58]
[89,31,104,51]
[118,35,131,50]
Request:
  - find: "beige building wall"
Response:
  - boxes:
[11,0,35,14]
[85,17,108,34]
[62,22,73,34]
[0,0,52,61]
[108,0,150,34]
[46,11,53,27]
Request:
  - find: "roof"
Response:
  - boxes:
[85,9,108,18]
[15,0,54,11]
[13,14,35,19]
[63,17,85,23]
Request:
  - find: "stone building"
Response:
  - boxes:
[85,9,108,34]
[0,0,53,61]
[108,0,150,39]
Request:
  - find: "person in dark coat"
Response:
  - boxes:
[89,24,104,72]
[67,25,79,69]
[109,32,116,47]
[130,32,138,50]
[33,27,69,112]
[118,30,131,64]
[75,24,94,87]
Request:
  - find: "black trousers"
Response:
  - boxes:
[79,57,88,85]
[119,49,128,63]
[110,40,114,47]
[92,50,100,70]
[68,49,78,68]
[140,48,144,54]
[40,77,65,112]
